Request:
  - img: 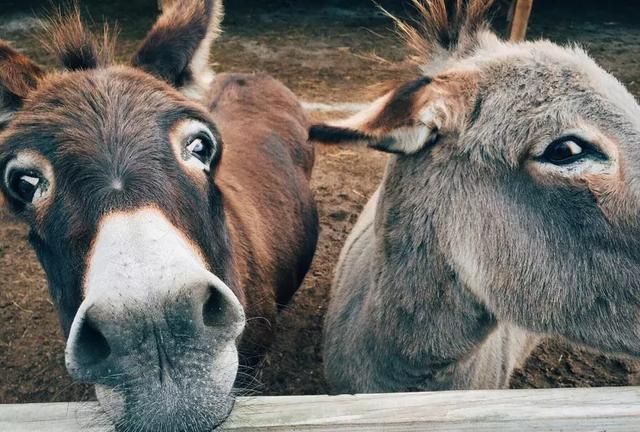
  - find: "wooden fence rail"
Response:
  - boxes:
[1,386,640,431]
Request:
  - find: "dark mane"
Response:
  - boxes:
[40,4,117,71]
[385,0,495,67]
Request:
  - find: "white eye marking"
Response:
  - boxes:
[185,134,215,168]
[566,140,583,156]
[26,175,47,202]
[16,174,46,202]
[187,138,205,155]
[21,174,48,202]
[21,174,40,186]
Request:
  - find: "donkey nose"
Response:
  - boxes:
[65,275,244,383]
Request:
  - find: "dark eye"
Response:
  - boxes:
[540,137,604,165]
[186,133,215,165]
[7,169,44,204]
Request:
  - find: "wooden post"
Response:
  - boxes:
[509,0,534,42]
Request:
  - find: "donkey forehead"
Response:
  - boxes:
[3,66,214,161]
[469,40,640,119]
[17,67,205,135]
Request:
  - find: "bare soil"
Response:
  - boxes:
[1,0,640,404]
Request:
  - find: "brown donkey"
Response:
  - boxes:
[0,1,318,430]
[312,0,640,393]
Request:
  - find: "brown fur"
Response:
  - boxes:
[0,42,44,129]
[0,42,43,98]
[366,76,432,131]
[41,5,117,70]
[1,65,317,362]
[207,73,316,357]
[0,1,318,429]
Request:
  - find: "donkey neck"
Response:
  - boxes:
[363,159,517,389]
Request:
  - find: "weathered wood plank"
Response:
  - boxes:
[1,387,639,431]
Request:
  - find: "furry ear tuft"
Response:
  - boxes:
[309,124,402,153]
[309,125,377,144]
[385,0,495,73]
[309,71,478,155]
[309,124,388,147]
[41,4,117,70]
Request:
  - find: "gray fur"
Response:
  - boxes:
[323,3,640,393]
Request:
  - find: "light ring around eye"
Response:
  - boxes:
[170,119,221,178]
[3,152,54,206]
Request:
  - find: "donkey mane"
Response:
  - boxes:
[388,0,494,72]
[40,5,117,70]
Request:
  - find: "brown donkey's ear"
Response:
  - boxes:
[132,0,222,99]
[309,73,478,155]
[0,41,44,130]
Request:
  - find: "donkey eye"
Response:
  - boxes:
[186,134,215,164]
[7,169,45,204]
[540,137,603,165]
[173,121,221,173]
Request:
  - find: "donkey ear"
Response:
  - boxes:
[0,41,44,130]
[309,74,475,155]
[132,0,222,99]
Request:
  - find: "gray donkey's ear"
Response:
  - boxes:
[311,0,493,153]
[0,41,44,130]
[309,72,478,155]
[132,0,222,99]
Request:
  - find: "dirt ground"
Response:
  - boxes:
[2,0,640,404]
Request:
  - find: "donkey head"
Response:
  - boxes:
[312,0,640,358]
[0,1,246,430]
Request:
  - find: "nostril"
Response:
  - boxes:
[203,286,227,327]
[75,319,111,366]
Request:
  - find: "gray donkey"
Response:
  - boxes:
[310,0,640,393]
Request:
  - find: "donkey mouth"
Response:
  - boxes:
[96,366,237,432]
[90,328,241,432]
